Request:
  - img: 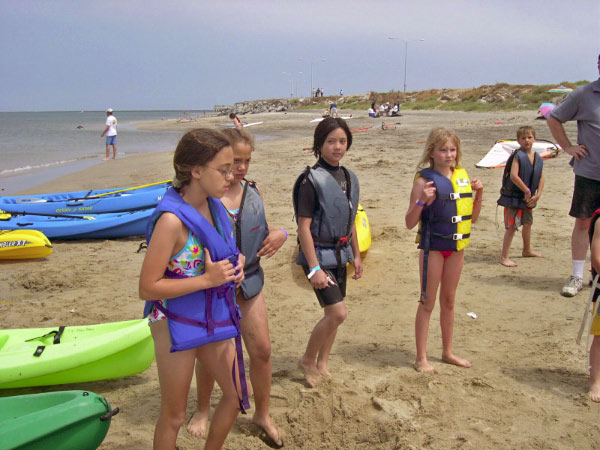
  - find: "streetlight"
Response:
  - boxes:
[282,72,294,97]
[388,37,424,93]
[299,57,326,97]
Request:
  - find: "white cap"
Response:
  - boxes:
[106,108,113,113]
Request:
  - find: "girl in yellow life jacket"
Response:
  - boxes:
[405,128,484,373]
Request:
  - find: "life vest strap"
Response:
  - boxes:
[441,192,473,201]
[430,214,472,224]
[432,232,470,241]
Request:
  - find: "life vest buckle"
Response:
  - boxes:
[452,233,463,240]
[449,193,460,200]
[338,236,349,245]
[451,215,462,223]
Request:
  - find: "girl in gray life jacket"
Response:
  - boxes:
[293,117,363,388]
[188,128,286,447]
[405,128,483,373]
[138,129,246,450]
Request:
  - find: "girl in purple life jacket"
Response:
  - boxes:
[405,128,484,374]
[139,129,245,450]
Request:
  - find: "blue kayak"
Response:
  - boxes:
[0,181,170,215]
[0,208,153,239]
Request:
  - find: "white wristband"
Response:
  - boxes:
[307,265,321,280]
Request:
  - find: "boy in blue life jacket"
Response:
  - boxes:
[498,126,545,267]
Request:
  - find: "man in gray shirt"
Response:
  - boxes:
[547,54,600,297]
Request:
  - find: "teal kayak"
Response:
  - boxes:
[0,319,154,389]
[0,390,118,450]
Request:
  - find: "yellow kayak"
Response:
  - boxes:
[355,204,371,253]
[0,229,52,259]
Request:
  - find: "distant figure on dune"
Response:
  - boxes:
[100,108,117,160]
[547,53,600,297]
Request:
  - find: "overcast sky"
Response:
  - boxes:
[1,0,599,111]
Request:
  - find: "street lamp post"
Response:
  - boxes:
[388,37,424,93]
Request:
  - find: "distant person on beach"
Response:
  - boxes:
[391,103,400,116]
[547,54,600,297]
[498,126,545,267]
[188,128,285,446]
[293,117,362,387]
[368,102,379,118]
[405,128,483,373]
[378,103,387,116]
[329,102,339,118]
[229,112,243,129]
[100,108,117,160]
[139,128,247,449]
[588,208,600,402]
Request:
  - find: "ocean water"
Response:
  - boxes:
[0,110,212,194]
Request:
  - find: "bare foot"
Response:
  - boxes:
[590,382,600,403]
[102,157,109,161]
[253,415,284,448]
[317,363,332,380]
[523,250,543,258]
[414,359,436,373]
[442,353,471,368]
[298,357,321,387]
[500,257,517,267]
[186,408,209,438]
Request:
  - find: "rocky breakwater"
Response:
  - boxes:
[215,98,293,115]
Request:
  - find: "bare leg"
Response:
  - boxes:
[187,361,213,438]
[590,335,600,402]
[316,327,337,379]
[522,223,542,258]
[112,144,117,159]
[300,301,347,386]
[500,227,517,266]
[238,291,283,446]
[196,340,240,450]
[104,145,110,160]
[572,218,592,261]
[150,320,197,450]
[414,250,443,373]
[439,251,471,368]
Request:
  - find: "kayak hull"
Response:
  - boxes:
[0,390,114,450]
[0,208,153,239]
[0,319,154,389]
[0,182,170,215]
[0,230,52,259]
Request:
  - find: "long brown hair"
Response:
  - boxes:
[417,127,463,170]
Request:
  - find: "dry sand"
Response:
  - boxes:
[2,110,599,449]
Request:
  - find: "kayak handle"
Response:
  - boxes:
[66,202,83,207]
[100,407,120,422]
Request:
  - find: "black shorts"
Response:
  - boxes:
[570,175,600,219]
[302,266,347,308]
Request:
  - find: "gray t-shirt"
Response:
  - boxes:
[550,79,600,181]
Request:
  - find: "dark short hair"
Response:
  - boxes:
[312,117,353,157]
[173,128,231,189]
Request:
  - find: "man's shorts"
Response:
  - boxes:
[570,175,600,219]
[504,207,533,230]
[106,135,117,146]
[302,266,347,308]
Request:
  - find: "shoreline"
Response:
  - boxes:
[2,109,596,449]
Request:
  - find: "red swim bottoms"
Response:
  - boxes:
[440,250,454,259]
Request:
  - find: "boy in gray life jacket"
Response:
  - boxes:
[498,126,545,267]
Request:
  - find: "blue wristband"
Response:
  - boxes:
[307,265,321,280]
[281,228,288,239]
[416,199,425,207]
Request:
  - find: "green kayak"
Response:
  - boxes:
[0,319,154,389]
[0,390,118,450]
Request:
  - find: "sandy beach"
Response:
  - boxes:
[2,109,599,449]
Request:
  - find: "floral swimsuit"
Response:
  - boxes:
[147,231,205,324]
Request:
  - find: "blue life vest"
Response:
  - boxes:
[143,188,250,411]
[293,165,359,270]
[416,167,473,298]
[228,180,269,300]
[497,149,543,209]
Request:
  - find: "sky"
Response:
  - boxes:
[1,0,599,111]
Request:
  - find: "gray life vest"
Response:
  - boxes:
[226,180,269,300]
[293,165,359,269]
[497,149,543,209]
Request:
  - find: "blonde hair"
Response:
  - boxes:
[221,127,255,151]
[516,125,536,140]
[417,127,463,170]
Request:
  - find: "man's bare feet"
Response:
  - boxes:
[253,414,284,448]
[298,357,321,387]
[500,257,517,267]
[590,382,600,403]
[442,353,471,368]
[316,362,332,380]
[186,408,209,438]
[523,250,543,258]
[102,157,109,161]
[414,359,436,373]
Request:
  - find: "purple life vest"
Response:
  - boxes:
[143,187,250,411]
